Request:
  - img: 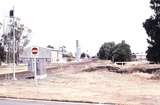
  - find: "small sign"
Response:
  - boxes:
[32,47,38,55]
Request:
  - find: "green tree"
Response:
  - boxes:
[80,52,86,58]
[0,43,6,65]
[97,42,115,60]
[1,18,31,64]
[143,0,160,63]
[98,41,131,62]
[112,40,131,62]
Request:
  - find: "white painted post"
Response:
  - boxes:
[12,6,16,80]
[34,57,37,80]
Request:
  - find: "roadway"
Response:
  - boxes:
[0,99,115,105]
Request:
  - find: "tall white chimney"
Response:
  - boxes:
[76,40,81,62]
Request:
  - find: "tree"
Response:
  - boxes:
[112,40,131,62]
[143,0,160,63]
[81,52,90,59]
[0,43,6,65]
[97,42,115,60]
[98,41,131,62]
[1,17,31,64]
[81,52,86,58]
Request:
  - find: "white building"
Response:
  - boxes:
[20,46,67,65]
[50,49,64,63]
[19,46,51,63]
[19,46,52,79]
[135,53,146,61]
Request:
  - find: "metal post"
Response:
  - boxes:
[12,6,16,80]
[34,58,37,80]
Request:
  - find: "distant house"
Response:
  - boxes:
[50,49,63,63]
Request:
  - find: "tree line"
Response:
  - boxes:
[97,40,131,62]
[143,0,160,63]
[97,0,160,63]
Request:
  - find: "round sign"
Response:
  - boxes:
[32,47,38,55]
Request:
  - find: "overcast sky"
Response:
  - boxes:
[0,0,153,56]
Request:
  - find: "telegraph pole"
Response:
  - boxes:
[10,6,16,80]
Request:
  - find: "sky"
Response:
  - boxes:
[0,0,153,56]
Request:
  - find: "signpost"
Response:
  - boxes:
[32,47,38,80]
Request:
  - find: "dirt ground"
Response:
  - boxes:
[0,64,28,74]
[0,60,160,105]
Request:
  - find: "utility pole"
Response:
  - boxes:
[10,6,16,80]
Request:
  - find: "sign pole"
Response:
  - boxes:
[34,56,37,80]
[32,47,38,82]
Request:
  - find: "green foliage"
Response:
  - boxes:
[143,0,160,63]
[112,41,131,62]
[1,18,31,64]
[97,42,115,60]
[0,43,6,65]
[98,41,131,62]
[81,52,86,58]
[80,52,90,58]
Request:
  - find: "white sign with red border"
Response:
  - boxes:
[31,47,39,58]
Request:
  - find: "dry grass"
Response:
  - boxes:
[0,64,28,74]
[0,61,160,105]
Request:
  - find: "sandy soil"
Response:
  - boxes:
[0,61,160,105]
